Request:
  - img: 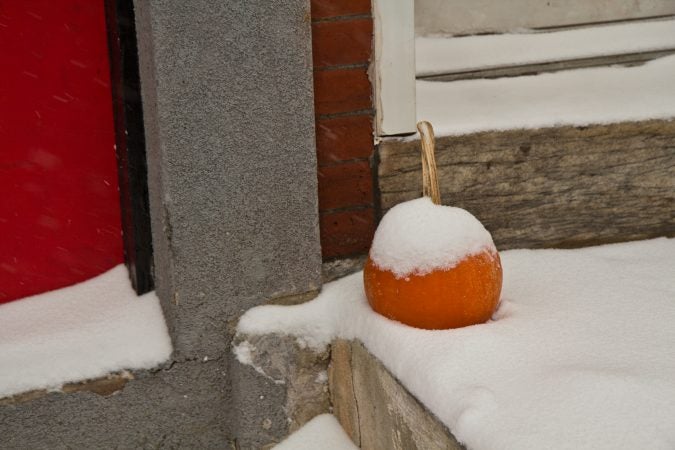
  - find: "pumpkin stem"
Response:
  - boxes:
[417,121,441,205]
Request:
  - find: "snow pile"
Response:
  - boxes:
[416,18,675,76]
[417,54,675,137]
[273,414,357,450]
[369,197,496,277]
[0,265,172,398]
[238,238,675,450]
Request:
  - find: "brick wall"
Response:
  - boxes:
[311,0,376,260]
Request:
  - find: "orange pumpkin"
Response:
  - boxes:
[364,249,502,329]
[363,121,502,330]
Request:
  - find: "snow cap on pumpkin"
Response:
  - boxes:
[370,197,496,278]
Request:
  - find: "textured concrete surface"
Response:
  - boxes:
[231,333,331,447]
[135,0,321,359]
[0,355,302,450]
[136,0,321,445]
[1,0,321,448]
[0,359,238,449]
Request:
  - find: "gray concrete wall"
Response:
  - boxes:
[0,0,322,448]
[1,361,239,449]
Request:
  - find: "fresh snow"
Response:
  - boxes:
[416,54,675,137]
[237,238,675,450]
[369,197,496,277]
[0,265,172,399]
[416,18,675,76]
[273,414,357,450]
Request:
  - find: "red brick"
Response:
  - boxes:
[312,19,373,68]
[318,160,373,211]
[313,68,371,115]
[311,0,371,20]
[316,115,373,165]
[320,208,375,258]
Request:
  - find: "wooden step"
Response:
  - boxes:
[330,340,464,450]
[377,119,675,250]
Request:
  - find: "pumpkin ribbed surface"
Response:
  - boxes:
[364,249,502,329]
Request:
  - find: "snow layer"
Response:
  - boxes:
[417,18,675,76]
[369,197,496,277]
[238,238,675,450]
[0,265,172,398]
[273,414,357,450]
[417,54,675,137]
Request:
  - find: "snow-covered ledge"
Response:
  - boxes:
[0,265,172,400]
[236,238,675,450]
[415,54,675,137]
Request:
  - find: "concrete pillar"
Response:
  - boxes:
[134,0,321,359]
[133,0,322,446]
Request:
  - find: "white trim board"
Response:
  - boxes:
[415,0,675,35]
[416,18,675,77]
[373,0,416,136]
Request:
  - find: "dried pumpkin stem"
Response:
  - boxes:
[417,121,441,205]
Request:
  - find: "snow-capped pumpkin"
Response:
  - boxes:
[363,121,502,329]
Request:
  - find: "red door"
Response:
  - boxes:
[0,1,123,303]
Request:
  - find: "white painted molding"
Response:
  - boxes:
[373,0,416,136]
[415,0,675,35]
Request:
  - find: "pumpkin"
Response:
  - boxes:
[363,121,502,330]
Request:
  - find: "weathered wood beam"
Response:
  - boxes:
[330,339,464,450]
[378,119,675,249]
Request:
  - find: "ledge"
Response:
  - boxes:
[237,238,675,450]
[415,55,675,137]
[0,265,172,400]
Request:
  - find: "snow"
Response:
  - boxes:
[237,238,675,450]
[416,18,675,76]
[273,414,357,450]
[369,197,496,277]
[233,340,285,385]
[416,54,675,137]
[0,265,172,399]
[233,340,254,366]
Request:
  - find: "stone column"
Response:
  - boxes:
[134,0,322,446]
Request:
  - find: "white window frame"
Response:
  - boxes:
[372,0,416,137]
